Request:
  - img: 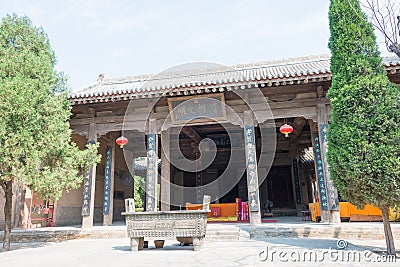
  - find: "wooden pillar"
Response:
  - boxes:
[195,144,203,204]
[129,153,136,208]
[291,156,302,216]
[145,118,158,211]
[310,120,329,223]
[173,171,184,209]
[237,170,247,200]
[13,184,23,228]
[160,129,170,211]
[131,158,135,197]
[82,122,98,228]
[21,187,31,229]
[103,135,116,226]
[299,166,311,206]
[259,167,269,210]
[243,111,262,225]
[317,104,340,223]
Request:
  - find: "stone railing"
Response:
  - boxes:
[122,196,210,251]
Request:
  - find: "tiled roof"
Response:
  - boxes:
[69,54,400,105]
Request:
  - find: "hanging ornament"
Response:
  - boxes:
[116,136,128,148]
[279,123,293,138]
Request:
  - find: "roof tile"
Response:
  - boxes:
[69,54,400,104]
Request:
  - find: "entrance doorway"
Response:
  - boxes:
[266,166,295,209]
[168,122,298,217]
[170,123,243,208]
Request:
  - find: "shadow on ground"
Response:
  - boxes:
[0,241,50,253]
[113,242,195,252]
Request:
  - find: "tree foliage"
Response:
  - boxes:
[328,0,400,255]
[0,14,100,250]
[0,14,99,199]
[133,175,145,211]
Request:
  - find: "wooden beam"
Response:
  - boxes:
[317,86,324,98]
[289,117,307,144]
[71,97,329,127]
[180,126,201,144]
[160,129,170,211]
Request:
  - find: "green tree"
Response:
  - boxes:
[133,175,145,211]
[328,0,400,255]
[0,14,100,252]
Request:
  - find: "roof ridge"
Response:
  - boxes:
[230,54,331,69]
[79,54,332,88]
[71,54,400,94]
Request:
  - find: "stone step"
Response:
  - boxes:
[205,228,241,241]
[4,222,399,243]
[247,225,400,240]
[206,237,239,241]
[1,229,81,243]
[1,228,242,242]
[270,209,298,217]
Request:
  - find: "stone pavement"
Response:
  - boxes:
[0,237,399,267]
[1,217,400,266]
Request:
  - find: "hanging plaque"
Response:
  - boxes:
[103,146,112,214]
[146,134,157,211]
[168,93,226,123]
[81,167,92,216]
[293,159,302,205]
[244,125,260,212]
[313,134,329,211]
[81,140,95,216]
[319,123,339,211]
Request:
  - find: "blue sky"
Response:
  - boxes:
[0,0,390,90]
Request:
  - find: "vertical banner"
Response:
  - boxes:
[313,134,329,211]
[81,140,95,216]
[319,124,339,211]
[146,134,157,211]
[196,172,203,204]
[103,146,112,214]
[292,159,302,205]
[244,125,260,212]
[81,167,92,216]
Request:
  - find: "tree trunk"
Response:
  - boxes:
[2,180,13,252]
[381,205,396,255]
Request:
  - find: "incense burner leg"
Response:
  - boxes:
[193,237,204,251]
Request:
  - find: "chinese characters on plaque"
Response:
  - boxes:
[81,141,95,216]
[244,125,259,212]
[292,160,302,205]
[313,134,329,211]
[103,146,112,214]
[168,93,226,123]
[146,134,157,211]
[81,168,92,216]
[319,124,339,211]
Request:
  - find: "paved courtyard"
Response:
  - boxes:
[0,237,399,267]
[1,218,400,266]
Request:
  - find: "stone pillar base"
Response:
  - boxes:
[329,210,341,224]
[320,210,330,223]
[82,216,93,228]
[103,215,112,226]
[193,237,204,251]
[250,211,262,225]
[296,204,302,217]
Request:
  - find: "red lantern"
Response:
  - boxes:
[116,136,128,148]
[279,124,293,137]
